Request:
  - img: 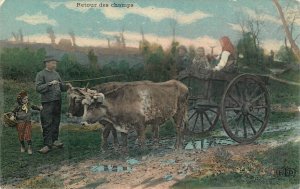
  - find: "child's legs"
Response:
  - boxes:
[24,121,32,145]
[16,122,26,145]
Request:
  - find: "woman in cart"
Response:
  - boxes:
[212,36,236,72]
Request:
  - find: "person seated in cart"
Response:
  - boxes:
[190,47,211,75]
[176,45,190,73]
[212,36,236,72]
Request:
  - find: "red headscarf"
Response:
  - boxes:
[219,36,235,55]
[17,90,28,104]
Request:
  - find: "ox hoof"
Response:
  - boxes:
[137,144,148,152]
[174,142,184,151]
[100,149,106,154]
[152,139,161,147]
[113,144,120,150]
[101,145,109,151]
[121,147,129,154]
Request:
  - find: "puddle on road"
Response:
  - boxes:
[90,165,132,173]
[185,138,236,150]
[88,120,299,153]
[126,158,140,165]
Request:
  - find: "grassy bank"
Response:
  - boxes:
[173,142,300,189]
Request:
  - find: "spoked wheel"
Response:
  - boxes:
[221,74,270,143]
[179,74,219,134]
[187,100,220,134]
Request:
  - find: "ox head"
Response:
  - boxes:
[81,90,106,124]
[67,84,85,117]
[67,84,104,118]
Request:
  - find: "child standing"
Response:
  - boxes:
[10,90,42,154]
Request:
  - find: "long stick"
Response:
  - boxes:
[64,74,125,83]
[258,74,300,87]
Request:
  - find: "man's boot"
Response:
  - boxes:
[53,140,63,148]
[38,146,50,154]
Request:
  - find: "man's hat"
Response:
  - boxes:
[43,56,59,63]
[17,90,28,99]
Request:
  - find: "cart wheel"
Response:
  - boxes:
[179,75,219,134]
[221,74,270,143]
[187,101,219,134]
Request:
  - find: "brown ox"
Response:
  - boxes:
[67,81,158,149]
[67,86,119,149]
[80,80,188,149]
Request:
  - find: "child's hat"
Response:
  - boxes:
[17,90,28,99]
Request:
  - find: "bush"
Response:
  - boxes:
[0,48,46,81]
[275,46,298,64]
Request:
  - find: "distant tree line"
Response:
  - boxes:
[0,45,174,85]
[0,34,298,85]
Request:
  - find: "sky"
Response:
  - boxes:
[0,0,299,53]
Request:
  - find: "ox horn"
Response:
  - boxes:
[94,93,105,103]
[66,82,73,90]
[85,82,90,92]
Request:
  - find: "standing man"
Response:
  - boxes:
[35,56,70,154]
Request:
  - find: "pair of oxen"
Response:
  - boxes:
[67,80,188,150]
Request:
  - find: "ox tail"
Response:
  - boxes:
[174,87,189,149]
[183,91,189,132]
[176,85,189,132]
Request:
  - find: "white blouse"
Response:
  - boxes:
[213,51,231,71]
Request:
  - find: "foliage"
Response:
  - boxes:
[144,44,166,81]
[0,48,46,81]
[87,49,98,69]
[57,54,90,82]
[269,79,300,105]
[275,46,298,63]
[237,32,265,65]
[138,40,181,82]
[139,40,150,55]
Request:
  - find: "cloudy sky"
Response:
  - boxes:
[0,0,299,53]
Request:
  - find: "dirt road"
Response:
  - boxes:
[3,119,299,189]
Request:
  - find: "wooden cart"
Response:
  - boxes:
[178,67,270,144]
